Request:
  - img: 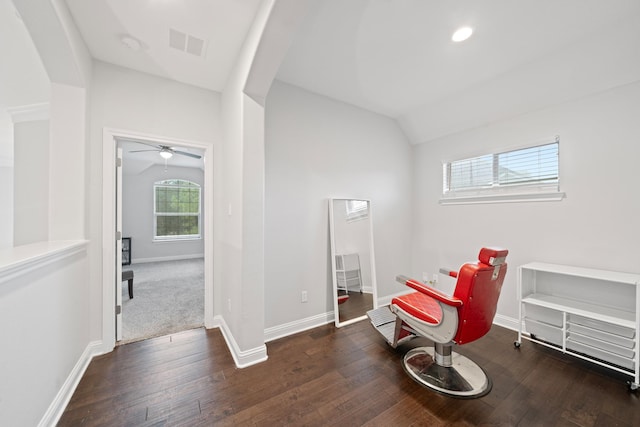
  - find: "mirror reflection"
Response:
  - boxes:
[329,199,377,327]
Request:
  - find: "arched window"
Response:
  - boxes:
[153,179,201,240]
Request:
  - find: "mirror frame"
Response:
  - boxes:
[329,198,378,328]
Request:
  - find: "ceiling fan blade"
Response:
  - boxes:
[173,150,202,159]
[128,149,160,153]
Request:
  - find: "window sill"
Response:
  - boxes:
[153,237,202,243]
[440,191,565,205]
[0,240,88,285]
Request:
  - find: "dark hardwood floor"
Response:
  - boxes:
[337,291,373,323]
[58,321,639,426]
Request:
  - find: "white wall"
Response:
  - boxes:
[12,119,49,246]
[412,81,640,325]
[264,81,414,329]
[49,83,87,241]
[122,164,204,262]
[0,244,89,426]
[88,61,221,340]
[219,0,273,364]
[0,115,12,250]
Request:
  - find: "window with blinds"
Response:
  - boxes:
[441,139,563,204]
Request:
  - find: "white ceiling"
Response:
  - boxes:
[64,0,263,93]
[63,0,640,146]
[0,1,49,111]
[278,0,639,117]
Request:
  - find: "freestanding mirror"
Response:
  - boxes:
[329,198,377,327]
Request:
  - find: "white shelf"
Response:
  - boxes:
[522,294,635,329]
[521,262,639,285]
[517,262,640,390]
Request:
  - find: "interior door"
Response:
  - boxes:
[116,147,123,341]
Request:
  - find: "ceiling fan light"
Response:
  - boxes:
[452,26,473,42]
[159,150,173,159]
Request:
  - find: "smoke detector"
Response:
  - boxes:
[120,35,142,51]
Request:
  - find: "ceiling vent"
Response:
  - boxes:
[169,28,206,57]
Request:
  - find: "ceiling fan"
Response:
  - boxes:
[127,140,202,160]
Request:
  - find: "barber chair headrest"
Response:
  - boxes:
[478,247,508,266]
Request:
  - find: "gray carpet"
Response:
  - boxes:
[122,258,204,343]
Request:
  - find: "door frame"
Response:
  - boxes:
[102,127,215,350]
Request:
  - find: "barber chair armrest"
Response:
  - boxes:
[439,267,458,278]
[396,275,463,307]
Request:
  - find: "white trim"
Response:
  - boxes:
[38,340,103,427]
[213,315,268,368]
[102,128,215,352]
[0,240,88,285]
[131,254,204,264]
[493,314,520,332]
[440,191,565,205]
[152,236,202,243]
[264,311,334,342]
[7,102,50,123]
[377,290,414,307]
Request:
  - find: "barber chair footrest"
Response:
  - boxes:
[403,347,492,398]
[367,306,397,345]
[367,306,415,348]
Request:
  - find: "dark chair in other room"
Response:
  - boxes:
[122,269,134,299]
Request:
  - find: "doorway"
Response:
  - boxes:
[118,137,205,343]
[102,128,214,350]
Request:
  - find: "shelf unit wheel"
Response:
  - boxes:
[628,381,638,392]
[514,341,521,349]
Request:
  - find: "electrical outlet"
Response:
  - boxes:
[432,273,439,287]
[301,290,308,303]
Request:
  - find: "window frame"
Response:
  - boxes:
[440,138,565,205]
[153,179,202,241]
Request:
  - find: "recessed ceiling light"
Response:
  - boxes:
[452,27,473,42]
[120,35,142,51]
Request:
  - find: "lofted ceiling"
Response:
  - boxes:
[0,1,49,113]
[64,0,263,93]
[63,0,640,147]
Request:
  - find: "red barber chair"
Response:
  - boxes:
[368,247,508,398]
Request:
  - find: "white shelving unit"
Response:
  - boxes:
[516,262,640,390]
[335,253,363,294]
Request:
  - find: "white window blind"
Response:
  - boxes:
[441,138,563,204]
[345,199,369,221]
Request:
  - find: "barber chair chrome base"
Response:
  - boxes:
[403,344,491,398]
[367,248,508,399]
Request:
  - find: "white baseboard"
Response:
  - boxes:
[264,311,334,343]
[493,314,520,332]
[213,315,268,368]
[132,254,204,264]
[377,290,413,307]
[39,340,102,427]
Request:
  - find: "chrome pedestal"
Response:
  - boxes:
[403,343,491,398]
